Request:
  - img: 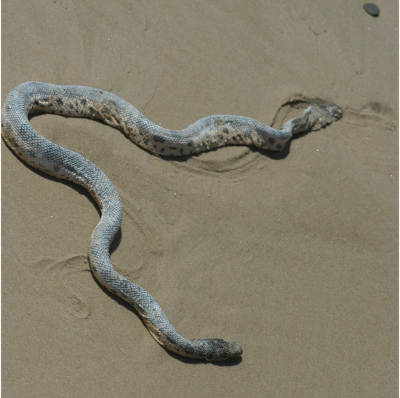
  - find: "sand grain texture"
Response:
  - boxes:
[2,0,398,397]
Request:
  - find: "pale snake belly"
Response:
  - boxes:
[2,82,342,360]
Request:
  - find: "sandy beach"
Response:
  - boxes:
[2,0,398,396]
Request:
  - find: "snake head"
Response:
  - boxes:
[317,103,343,124]
[209,339,243,361]
[183,338,243,361]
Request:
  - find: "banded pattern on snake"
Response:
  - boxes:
[2,82,342,360]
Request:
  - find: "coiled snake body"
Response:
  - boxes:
[2,82,342,360]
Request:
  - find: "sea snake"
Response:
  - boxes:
[1,82,342,360]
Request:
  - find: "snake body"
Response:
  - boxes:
[2,82,342,360]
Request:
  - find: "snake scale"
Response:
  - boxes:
[2,82,342,360]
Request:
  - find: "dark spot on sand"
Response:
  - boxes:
[363,3,379,16]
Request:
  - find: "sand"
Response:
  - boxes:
[2,1,398,396]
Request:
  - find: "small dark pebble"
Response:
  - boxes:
[363,3,380,17]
